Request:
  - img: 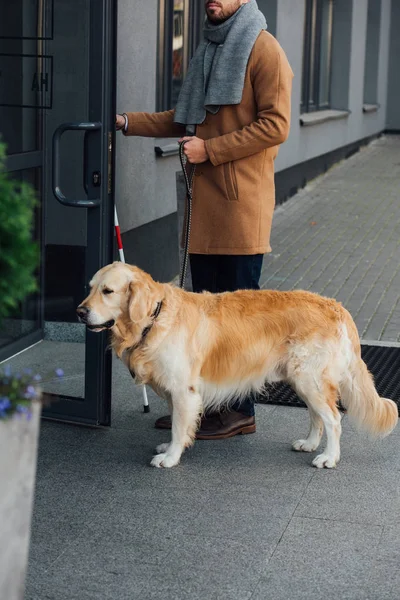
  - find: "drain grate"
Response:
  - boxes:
[257,345,400,413]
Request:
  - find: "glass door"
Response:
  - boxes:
[0,0,116,425]
[0,0,46,356]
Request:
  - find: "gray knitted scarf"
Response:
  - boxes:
[174,0,267,126]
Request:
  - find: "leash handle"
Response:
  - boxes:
[179,125,196,290]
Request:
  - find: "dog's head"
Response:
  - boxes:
[77,262,160,332]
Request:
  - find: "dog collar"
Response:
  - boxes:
[128,300,163,354]
[140,301,163,341]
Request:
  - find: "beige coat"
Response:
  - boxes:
[124,31,293,255]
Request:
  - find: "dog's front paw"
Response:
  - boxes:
[292,439,319,452]
[312,453,338,469]
[155,442,170,454]
[150,452,180,468]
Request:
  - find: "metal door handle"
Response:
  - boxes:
[52,121,101,207]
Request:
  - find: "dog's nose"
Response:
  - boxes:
[76,306,89,319]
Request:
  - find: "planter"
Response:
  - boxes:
[0,401,42,600]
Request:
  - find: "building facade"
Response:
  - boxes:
[116,0,399,281]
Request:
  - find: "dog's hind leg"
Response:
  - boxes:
[291,375,342,468]
[151,388,202,468]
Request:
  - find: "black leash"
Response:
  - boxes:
[127,300,164,379]
[178,126,196,289]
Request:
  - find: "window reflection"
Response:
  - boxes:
[171,0,185,108]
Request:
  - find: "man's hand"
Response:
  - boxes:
[179,136,209,164]
[116,114,126,130]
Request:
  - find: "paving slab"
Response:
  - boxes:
[262,135,400,343]
[25,136,400,599]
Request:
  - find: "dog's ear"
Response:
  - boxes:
[128,280,153,323]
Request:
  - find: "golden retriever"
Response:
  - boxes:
[77,261,398,469]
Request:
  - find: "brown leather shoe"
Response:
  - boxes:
[154,415,173,430]
[196,411,256,439]
[154,411,256,439]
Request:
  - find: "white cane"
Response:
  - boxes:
[114,205,150,413]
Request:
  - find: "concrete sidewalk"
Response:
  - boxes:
[263,135,400,343]
[25,136,400,600]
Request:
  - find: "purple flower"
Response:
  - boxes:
[15,405,32,421]
[23,368,33,376]
[0,397,11,419]
[55,369,64,378]
[33,374,42,382]
[0,397,11,411]
[24,386,37,399]
[4,364,11,377]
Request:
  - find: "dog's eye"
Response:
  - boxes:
[103,288,114,295]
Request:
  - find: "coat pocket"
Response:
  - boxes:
[223,161,238,201]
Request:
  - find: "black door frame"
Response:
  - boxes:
[1,0,117,426]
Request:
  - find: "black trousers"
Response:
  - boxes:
[189,254,264,417]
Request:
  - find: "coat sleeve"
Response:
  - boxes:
[122,109,186,138]
[205,35,293,167]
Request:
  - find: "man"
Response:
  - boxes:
[116,0,293,439]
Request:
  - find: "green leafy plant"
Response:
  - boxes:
[0,141,39,322]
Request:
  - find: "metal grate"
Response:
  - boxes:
[257,345,400,413]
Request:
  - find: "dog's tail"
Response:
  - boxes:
[339,354,398,437]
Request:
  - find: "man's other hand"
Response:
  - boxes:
[179,136,209,164]
[116,114,126,130]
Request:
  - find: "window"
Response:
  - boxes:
[257,0,277,37]
[363,0,381,106]
[157,1,204,112]
[301,0,334,113]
